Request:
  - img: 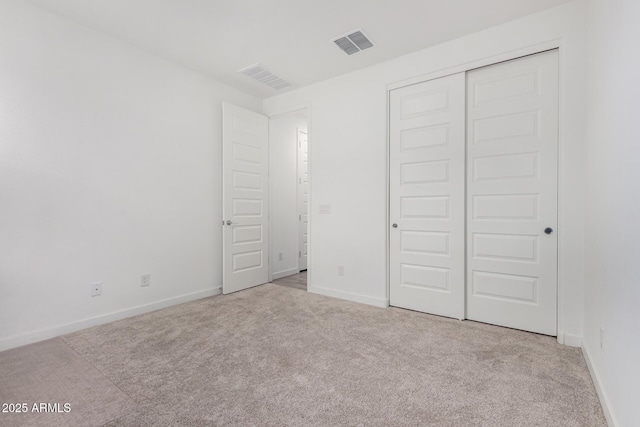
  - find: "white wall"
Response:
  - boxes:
[583,0,640,425]
[263,1,588,339]
[269,112,307,280]
[0,0,260,350]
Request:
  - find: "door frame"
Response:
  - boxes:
[386,40,565,340]
[266,104,312,287]
[296,127,309,272]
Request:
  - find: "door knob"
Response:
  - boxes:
[544,227,553,235]
[392,223,398,228]
[226,220,233,226]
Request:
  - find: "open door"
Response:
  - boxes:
[222,102,269,294]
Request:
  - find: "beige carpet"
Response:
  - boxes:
[0,338,135,426]
[0,284,605,426]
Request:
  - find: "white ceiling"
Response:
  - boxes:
[27,0,572,98]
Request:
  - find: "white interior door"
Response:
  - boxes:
[297,129,308,271]
[466,50,559,335]
[222,102,269,294]
[389,73,466,319]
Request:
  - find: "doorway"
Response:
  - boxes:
[269,109,309,291]
[389,50,559,335]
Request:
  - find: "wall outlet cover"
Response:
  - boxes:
[141,274,151,287]
[91,282,102,297]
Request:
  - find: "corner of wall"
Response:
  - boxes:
[582,342,617,427]
[308,285,389,308]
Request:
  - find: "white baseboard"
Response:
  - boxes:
[0,287,221,352]
[582,343,617,427]
[557,331,583,347]
[272,268,300,280]
[308,285,389,308]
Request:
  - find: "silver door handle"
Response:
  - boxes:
[226,220,233,226]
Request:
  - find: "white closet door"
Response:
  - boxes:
[389,73,466,319]
[297,129,308,271]
[466,50,559,335]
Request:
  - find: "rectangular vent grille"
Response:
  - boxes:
[333,29,374,55]
[237,64,293,90]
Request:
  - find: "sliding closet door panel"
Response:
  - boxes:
[466,50,559,335]
[390,73,465,319]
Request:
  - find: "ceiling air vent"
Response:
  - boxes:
[237,63,293,90]
[332,29,374,55]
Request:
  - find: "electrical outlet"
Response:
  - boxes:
[141,274,151,287]
[319,204,331,214]
[338,265,344,276]
[91,282,102,297]
[278,252,283,261]
[600,327,605,350]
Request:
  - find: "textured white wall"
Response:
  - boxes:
[269,112,307,279]
[583,0,640,425]
[0,0,260,350]
[263,1,588,337]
